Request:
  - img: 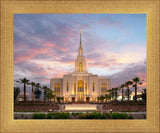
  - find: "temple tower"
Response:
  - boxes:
[75,30,86,72]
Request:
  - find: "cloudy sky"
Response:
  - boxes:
[14,14,146,98]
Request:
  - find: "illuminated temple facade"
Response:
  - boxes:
[50,31,111,102]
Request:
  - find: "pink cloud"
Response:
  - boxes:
[15,47,50,64]
[43,43,68,52]
[43,43,56,47]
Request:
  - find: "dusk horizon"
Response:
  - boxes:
[14,14,146,99]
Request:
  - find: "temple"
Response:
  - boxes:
[50,31,111,102]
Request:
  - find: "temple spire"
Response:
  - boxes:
[78,30,83,56]
[80,30,82,46]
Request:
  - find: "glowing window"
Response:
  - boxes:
[85,83,87,95]
[79,62,83,72]
[54,83,60,95]
[101,84,107,92]
[80,50,82,55]
[67,83,69,91]
[93,83,95,92]
[74,83,76,95]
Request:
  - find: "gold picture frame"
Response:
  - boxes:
[0,0,159,132]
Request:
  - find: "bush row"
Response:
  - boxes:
[32,112,134,119]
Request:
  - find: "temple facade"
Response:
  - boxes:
[50,31,111,102]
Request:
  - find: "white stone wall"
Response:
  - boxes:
[50,78,63,96]
[50,74,111,101]
[98,78,111,94]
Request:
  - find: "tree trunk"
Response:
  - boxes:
[38,87,39,102]
[128,88,129,102]
[122,88,124,101]
[24,83,26,102]
[32,86,34,102]
[135,83,137,102]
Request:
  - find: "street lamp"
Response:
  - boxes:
[49,109,52,112]
[109,109,112,119]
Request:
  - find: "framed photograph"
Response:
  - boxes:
[0,0,159,133]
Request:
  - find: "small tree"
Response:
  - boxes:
[141,88,146,102]
[100,95,105,103]
[14,87,20,102]
[42,86,48,102]
[97,96,101,103]
[106,89,111,101]
[104,94,110,103]
[46,89,55,102]
[57,97,64,103]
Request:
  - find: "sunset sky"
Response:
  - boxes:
[14,14,146,98]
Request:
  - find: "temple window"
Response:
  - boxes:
[80,50,82,56]
[101,84,107,94]
[67,83,69,91]
[85,83,87,95]
[54,83,60,95]
[93,83,95,92]
[74,83,76,95]
[79,62,83,72]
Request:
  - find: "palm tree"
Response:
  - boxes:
[14,87,20,102]
[35,83,41,101]
[30,82,35,102]
[132,77,143,102]
[114,87,119,101]
[16,78,30,102]
[97,96,101,103]
[42,86,48,102]
[124,88,132,101]
[46,89,55,102]
[124,81,133,102]
[100,95,105,103]
[120,84,125,101]
[141,88,146,102]
[104,94,110,103]
[34,89,41,101]
[107,89,112,101]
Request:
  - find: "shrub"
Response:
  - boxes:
[105,113,110,119]
[111,113,128,119]
[128,115,134,119]
[32,113,46,119]
[21,114,24,118]
[54,112,70,119]
[79,112,107,119]
[46,113,53,119]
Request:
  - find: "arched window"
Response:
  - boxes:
[74,83,76,95]
[79,62,83,72]
[101,84,107,94]
[54,83,60,95]
[67,83,69,91]
[85,83,87,95]
[80,50,82,56]
[93,83,95,92]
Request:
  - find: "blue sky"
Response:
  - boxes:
[14,14,146,98]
